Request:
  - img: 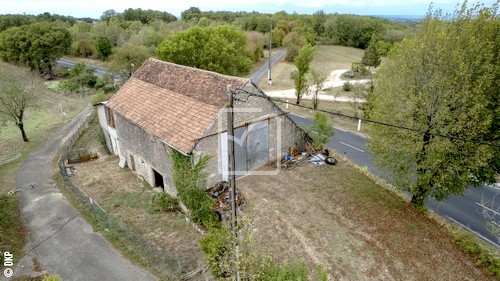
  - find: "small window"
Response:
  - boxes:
[106,107,115,128]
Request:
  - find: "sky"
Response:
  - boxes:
[0,0,497,19]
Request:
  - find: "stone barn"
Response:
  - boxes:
[97,58,306,195]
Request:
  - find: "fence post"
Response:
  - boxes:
[357,119,362,131]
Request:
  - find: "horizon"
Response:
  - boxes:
[0,0,495,19]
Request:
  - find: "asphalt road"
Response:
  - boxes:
[55,58,110,76]
[8,106,155,281]
[249,49,287,84]
[288,113,500,248]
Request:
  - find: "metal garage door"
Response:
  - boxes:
[247,120,269,170]
[219,120,269,179]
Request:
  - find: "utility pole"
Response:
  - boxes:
[226,85,240,281]
[268,23,272,85]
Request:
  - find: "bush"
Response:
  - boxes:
[307,112,335,150]
[289,69,298,79]
[342,70,355,79]
[343,81,353,92]
[151,192,179,213]
[200,227,231,278]
[171,150,218,227]
[91,89,107,105]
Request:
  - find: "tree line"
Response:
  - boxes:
[0,7,411,78]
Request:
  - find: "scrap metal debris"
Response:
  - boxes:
[207,181,245,214]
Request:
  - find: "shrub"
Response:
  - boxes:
[91,89,107,105]
[307,112,335,150]
[289,69,298,79]
[200,227,231,278]
[342,70,355,79]
[151,192,179,213]
[343,81,353,91]
[171,150,218,227]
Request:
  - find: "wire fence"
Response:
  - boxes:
[55,109,192,280]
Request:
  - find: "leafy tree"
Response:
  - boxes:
[61,63,97,93]
[0,21,71,76]
[309,68,327,110]
[294,44,315,105]
[71,38,94,58]
[109,44,150,77]
[246,31,265,62]
[0,14,34,32]
[101,9,117,26]
[0,64,37,142]
[282,32,307,62]
[157,25,252,76]
[122,8,177,24]
[362,38,381,69]
[312,10,327,36]
[307,112,335,150]
[324,14,385,49]
[94,36,112,60]
[181,7,202,21]
[368,3,500,207]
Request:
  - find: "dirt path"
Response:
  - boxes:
[264,69,370,102]
[8,106,155,281]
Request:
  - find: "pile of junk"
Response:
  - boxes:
[206,181,245,222]
[282,143,338,168]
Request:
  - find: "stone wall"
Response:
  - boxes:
[114,113,176,196]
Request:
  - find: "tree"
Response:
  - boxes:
[71,38,94,58]
[101,9,117,26]
[94,36,113,60]
[60,63,97,93]
[282,32,307,62]
[0,21,71,76]
[367,3,500,208]
[294,44,315,105]
[246,31,265,62]
[181,7,201,21]
[157,25,252,76]
[109,44,150,77]
[362,38,381,69]
[309,68,327,110]
[312,10,327,36]
[307,112,335,150]
[0,65,37,142]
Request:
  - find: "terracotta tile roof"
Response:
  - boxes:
[106,58,249,154]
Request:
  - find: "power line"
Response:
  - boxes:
[273,99,500,148]
[232,87,500,148]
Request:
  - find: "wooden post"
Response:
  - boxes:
[226,85,240,280]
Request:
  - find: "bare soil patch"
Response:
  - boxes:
[237,160,495,280]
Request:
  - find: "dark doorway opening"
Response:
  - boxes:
[153,169,164,189]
